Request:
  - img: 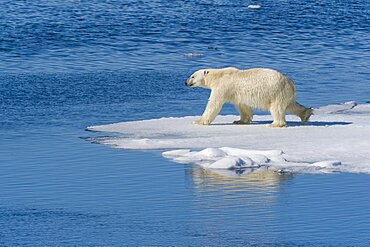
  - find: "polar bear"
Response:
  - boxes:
[185,67,313,127]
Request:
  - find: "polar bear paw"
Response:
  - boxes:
[193,119,211,125]
[267,122,286,128]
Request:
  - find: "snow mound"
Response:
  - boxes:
[314,101,357,114]
[87,102,370,174]
[163,147,342,174]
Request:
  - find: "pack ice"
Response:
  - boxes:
[87,102,370,174]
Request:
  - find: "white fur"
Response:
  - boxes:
[185,67,312,127]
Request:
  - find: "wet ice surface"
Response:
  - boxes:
[88,102,370,175]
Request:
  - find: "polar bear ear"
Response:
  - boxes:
[204,70,210,76]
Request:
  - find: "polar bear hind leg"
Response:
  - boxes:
[233,104,253,124]
[268,102,287,128]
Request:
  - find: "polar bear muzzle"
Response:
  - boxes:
[185,78,194,87]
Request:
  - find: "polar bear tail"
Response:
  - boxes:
[286,102,313,122]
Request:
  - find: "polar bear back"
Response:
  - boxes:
[206,68,296,109]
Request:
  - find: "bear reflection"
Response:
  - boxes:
[185,165,292,203]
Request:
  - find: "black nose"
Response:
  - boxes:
[185,81,187,86]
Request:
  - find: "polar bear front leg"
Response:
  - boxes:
[193,91,224,125]
[233,104,253,124]
[268,103,287,128]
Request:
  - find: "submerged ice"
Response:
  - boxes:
[87,102,370,174]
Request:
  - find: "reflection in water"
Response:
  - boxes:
[188,166,291,190]
[183,166,293,242]
[186,166,292,206]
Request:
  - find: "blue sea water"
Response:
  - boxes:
[1,0,370,246]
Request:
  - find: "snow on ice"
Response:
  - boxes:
[87,102,370,174]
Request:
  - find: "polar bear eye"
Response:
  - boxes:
[191,76,194,79]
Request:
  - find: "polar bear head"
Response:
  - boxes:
[185,69,210,88]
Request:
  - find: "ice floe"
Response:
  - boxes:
[87,102,370,174]
[247,4,261,9]
[183,53,203,58]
